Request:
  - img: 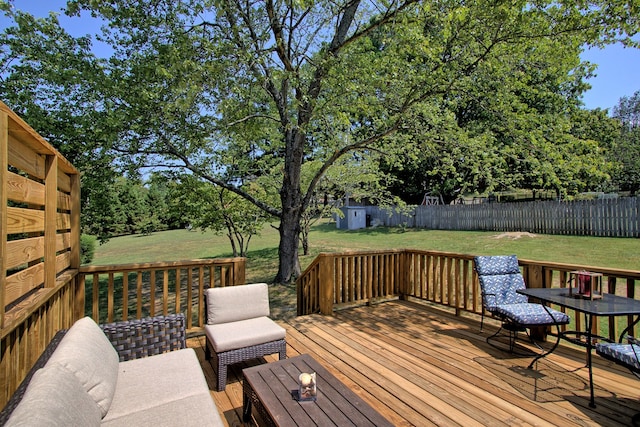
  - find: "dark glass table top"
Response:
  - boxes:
[518,287,640,316]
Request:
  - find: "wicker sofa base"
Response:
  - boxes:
[206,339,287,392]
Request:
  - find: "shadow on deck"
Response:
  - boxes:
[189,299,640,426]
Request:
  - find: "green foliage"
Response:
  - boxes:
[167,174,274,257]
[611,91,640,195]
[79,174,172,240]
[376,26,618,202]
[80,234,97,264]
[0,2,121,239]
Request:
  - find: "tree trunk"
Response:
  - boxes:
[301,223,309,256]
[275,210,301,284]
[275,129,304,284]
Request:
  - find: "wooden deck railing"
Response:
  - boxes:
[297,250,403,315]
[297,249,640,341]
[78,258,246,329]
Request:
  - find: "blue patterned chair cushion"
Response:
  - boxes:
[475,255,528,311]
[495,303,570,326]
[596,342,640,371]
[480,275,528,311]
[475,255,521,276]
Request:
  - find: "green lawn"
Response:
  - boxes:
[91,220,640,284]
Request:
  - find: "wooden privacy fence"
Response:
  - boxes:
[297,249,640,342]
[365,197,640,237]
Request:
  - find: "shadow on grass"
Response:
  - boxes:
[310,221,412,235]
[242,247,297,320]
[245,247,280,284]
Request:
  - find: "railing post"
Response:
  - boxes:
[234,258,246,285]
[70,173,83,322]
[319,254,335,315]
[399,250,409,300]
[522,262,548,340]
[0,111,7,329]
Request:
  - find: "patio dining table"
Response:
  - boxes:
[518,287,640,408]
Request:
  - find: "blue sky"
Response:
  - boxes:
[2,0,639,112]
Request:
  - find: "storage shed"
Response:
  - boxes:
[336,206,367,230]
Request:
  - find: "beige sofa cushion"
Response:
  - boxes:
[205,283,270,325]
[47,316,119,417]
[5,363,101,426]
[101,394,224,427]
[204,316,286,352]
[103,348,213,422]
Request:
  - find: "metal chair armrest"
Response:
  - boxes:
[626,335,640,346]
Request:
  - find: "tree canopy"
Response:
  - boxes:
[611,90,640,194]
[1,0,638,283]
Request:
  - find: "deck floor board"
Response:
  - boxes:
[190,300,640,426]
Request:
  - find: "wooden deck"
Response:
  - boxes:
[188,299,640,426]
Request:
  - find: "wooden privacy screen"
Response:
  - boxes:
[1,100,81,328]
[0,101,81,406]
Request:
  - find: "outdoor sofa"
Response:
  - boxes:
[0,314,223,427]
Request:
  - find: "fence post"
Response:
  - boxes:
[319,254,335,315]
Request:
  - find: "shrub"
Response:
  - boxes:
[81,234,97,265]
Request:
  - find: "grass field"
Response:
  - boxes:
[92,220,640,284]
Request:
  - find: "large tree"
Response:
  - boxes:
[379,30,619,203]
[2,0,638,283]
[611,91,640,195]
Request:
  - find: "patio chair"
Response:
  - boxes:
[474,255,570,356]
[204,283,286,391]
[596,337,640,424]
[596,336,640,377]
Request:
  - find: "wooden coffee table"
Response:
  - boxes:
[242,353,393,426]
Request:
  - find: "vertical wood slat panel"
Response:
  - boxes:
[627,278,636,338]
[122,273,129,321]
[74,258,245,327]
[107,273,114,323]
[162,269,169,315]
[136,272,143,318]
[367,255,373,301]
[149,270,156,318]
[187,268,193,329]
[175,268,181,314]
[44,155,57,289]
[92,273,99,321]
[1,279,79,408]
[198,267,205,327]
